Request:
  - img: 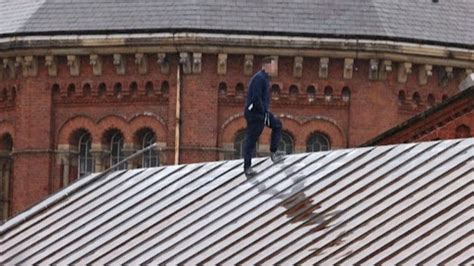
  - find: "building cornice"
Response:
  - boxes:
[0,33,473,68]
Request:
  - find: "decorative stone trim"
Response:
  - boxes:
[319,57,329,79]
[369,59,379,80]
[21,56,38,77]
[192,52,202,74]
[89,54,103,76]
[2,58,15,79]
[379,60,392,80]
[66,55,80,76]
[217,53,227,75]
[294,56,303,78]
[419,64,433,85]
[45,55,58,76]
[244,54,254,76]
[135,53,148,75]
[343,58,354,79]
[157,53,170,74]
[113,54,126,75]
[179,52,191,74]
[398,62,412,83]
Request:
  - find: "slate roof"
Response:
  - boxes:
[0,0,473,48]
[1,138,472,264]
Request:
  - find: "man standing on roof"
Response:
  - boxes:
[243,56,285,178]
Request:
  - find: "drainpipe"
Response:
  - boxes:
[175,59,182,165]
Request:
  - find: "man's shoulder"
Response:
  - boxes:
[251,70,267,82]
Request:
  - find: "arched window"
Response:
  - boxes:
[218,82,227,97]
[427,93,436,107]
[67,84,75,97]
[51,84,60,97]
[11,87,16,100]
[278,132,294,155]
[78,132,94,177]
[114,83,122,97]
[98,83,107,98]
[82,83,92,97]
[235,83,245,98]
[106,130,126,170]
[2,88,7,101]
[455,124,471,138]
[324,86,333,101]
[129,82,138,97]
[342,87,351,102]
[412,92,421,106]
[0,133,13,221]
[234,130,257,159]
[306,133,330,152]
[161,81,169,95]
[271,84,280,100]
[289,85,298,99]
[306,85,316,102]
[141,130,159,167]
[145,81,154,96]
[398,90,406,105]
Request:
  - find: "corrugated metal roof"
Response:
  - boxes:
[0,138,473,265]
[0,0,473,48]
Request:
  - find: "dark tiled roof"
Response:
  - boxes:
[0,0,473,48]
[1,139,472,264]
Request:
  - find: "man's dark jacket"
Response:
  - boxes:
[244,70,270,122]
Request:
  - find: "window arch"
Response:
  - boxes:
[324,86,333,101]
[235,83,245,98]
[136,128,159,168]
[67,84,75,97]
[145,81,154,96]
[78,131,94,177]
[234,130,258,159]
[82,83,92,97]
[218,82,227,97]
[129,82,138,97]
[278,132,294,155]
[307,133,330,152]
[104,129,126,170]
[398,90,406,105]
[114,83,122,97]
[306,85,316,102]
[427,93,436,107]
[51,84,60,97]
[455,124,471,138]
[289,85,298,99]
[2,88,7,101]
[271,84,280,100]
[412,92,421,106]
[161,81,169,95]
[342,87,351,102]
[98,83,107,98]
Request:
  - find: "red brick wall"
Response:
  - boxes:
[0,53,464,216]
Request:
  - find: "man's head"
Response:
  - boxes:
[262,56,277,75]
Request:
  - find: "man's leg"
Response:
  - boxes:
[268,112,282,153]
[244,120,264,170]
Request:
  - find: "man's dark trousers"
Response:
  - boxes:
[244,112,282,170]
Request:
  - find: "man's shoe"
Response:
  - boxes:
[271,151,285,164]
[244,167,258,178]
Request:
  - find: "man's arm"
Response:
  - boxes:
[251,77,266,114]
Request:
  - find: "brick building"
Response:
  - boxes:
[362,83,473,146]
[0,0,473,219]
